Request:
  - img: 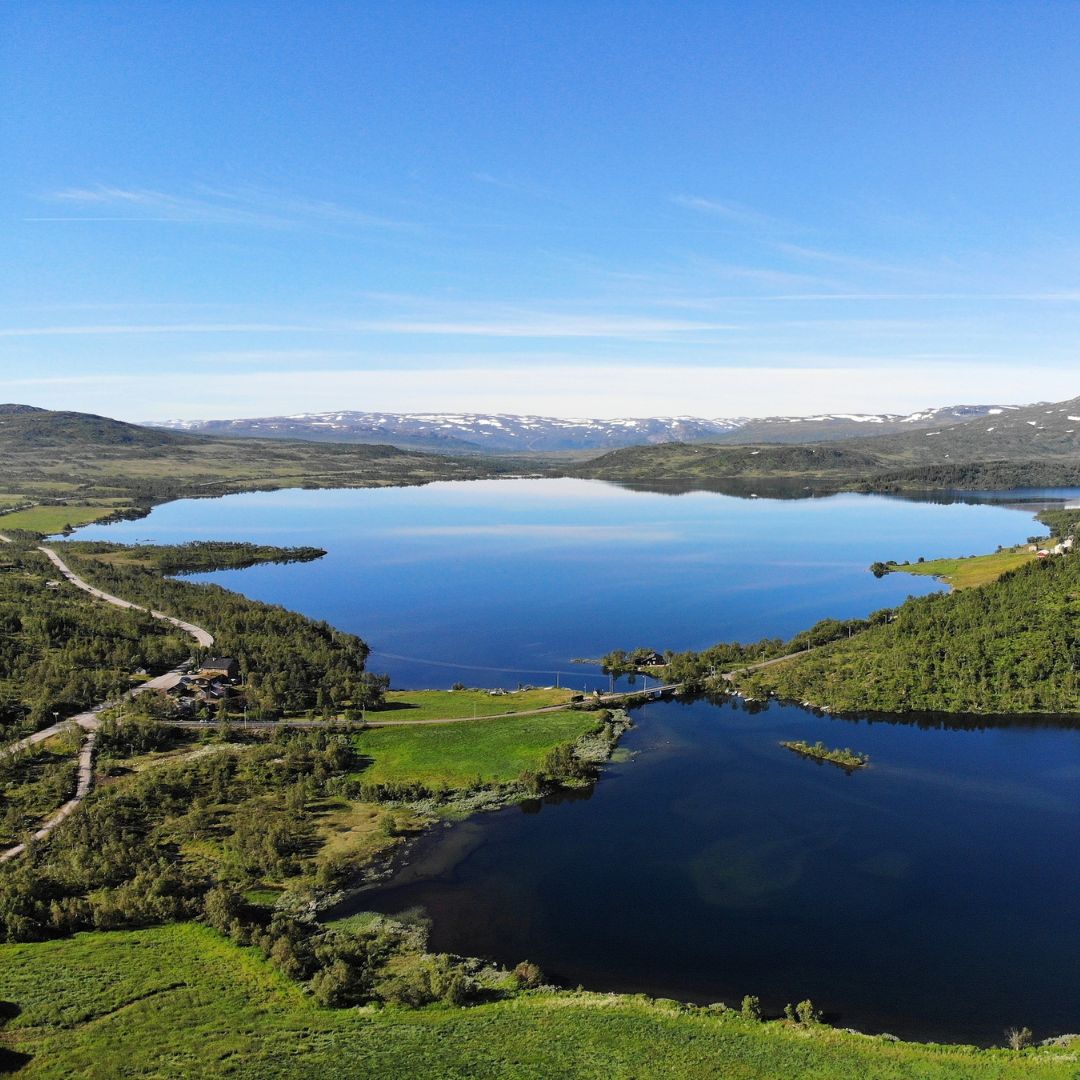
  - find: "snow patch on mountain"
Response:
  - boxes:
[150,403,1012,453]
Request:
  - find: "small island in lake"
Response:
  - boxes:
[780,740,869,770]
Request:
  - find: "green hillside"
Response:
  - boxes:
[0,406,512,529]
[738,552,1080,714]
[571,395,1080,490]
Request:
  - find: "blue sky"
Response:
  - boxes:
[4,1,1080,420]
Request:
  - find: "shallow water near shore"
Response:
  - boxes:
[74,478,1080,1043]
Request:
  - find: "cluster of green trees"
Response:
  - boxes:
[780,740,868,769]
[0,547,191,735]
[0,719,550,1010]
[1033,506,1080,541]
[0,736,79,847]
[63,540,327,575]
[599,647,664,676]
[56,543,387,717]
[743,554,1080,713]
[205,905,476,1008]
[0,728,357,942]
[861,461,1080,493]
[611,613,895,694]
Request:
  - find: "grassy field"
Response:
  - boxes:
[0,504,126,534]
[376,688,575,722]
[1,924,1076,1079]
[356,711,599,787]
[889,550,1036,589]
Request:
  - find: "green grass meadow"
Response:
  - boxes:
[376,687,575,722]
[0,504,126,535]
[356,711,598,787]
[890,550,1036,589]
[1,924,1076,1079]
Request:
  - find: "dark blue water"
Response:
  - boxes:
[355,697,1080,1045]
[75,478,1048,689]
[75,479,1080,1041]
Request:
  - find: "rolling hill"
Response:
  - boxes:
[572,394,1080,489]
[0,406,511,520]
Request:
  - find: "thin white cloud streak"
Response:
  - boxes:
[767,241,919,277]
[0,316,737,340]
[351,317,736,337]
[671,194,789,231]
[7,364,1079,421]
[37,185,412,231]
[0,323,319,337]
[471,172,550,198]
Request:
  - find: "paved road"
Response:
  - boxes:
[0,668,187,758]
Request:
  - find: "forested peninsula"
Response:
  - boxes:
[631,508,1080,716]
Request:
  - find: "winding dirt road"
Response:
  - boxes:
[0,732,97,863]
[0,532,214,859]
[36,544,215,647]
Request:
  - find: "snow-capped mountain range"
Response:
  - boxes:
[150,404,1018,454]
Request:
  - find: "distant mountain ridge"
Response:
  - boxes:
[149,403,1015,454]
[569,393,1080,487]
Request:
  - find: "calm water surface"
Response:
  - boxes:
[76,480,1080,1041]
[77,478,1048,689]
[350,696,1080,1044]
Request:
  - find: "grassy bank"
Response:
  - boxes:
[886,549,1036,589]
[356,710,602,788]
[0,503,129,534]
[1,923,1076,1079]
[376,687,575,722]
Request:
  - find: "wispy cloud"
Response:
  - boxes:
[188,349,362,365]
[671,194,788,231]
[32,185,414,230]
[769,240,919,277]
[8,363,1077,422]
[0,323,319,337]
[0,314,734,340]
[471,172,550,199]
[349,314,735,339]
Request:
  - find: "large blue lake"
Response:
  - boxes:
[75,480,1080,1042]
[77,478,1050,690]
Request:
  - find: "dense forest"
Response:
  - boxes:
[0,541,384,737]
[603,612,897,693]
[55,542,386,718]
[741,554,1080,713]
[0,547,191,735]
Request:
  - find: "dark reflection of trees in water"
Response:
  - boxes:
[519,785,595,815]
[665,688,1080,733]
